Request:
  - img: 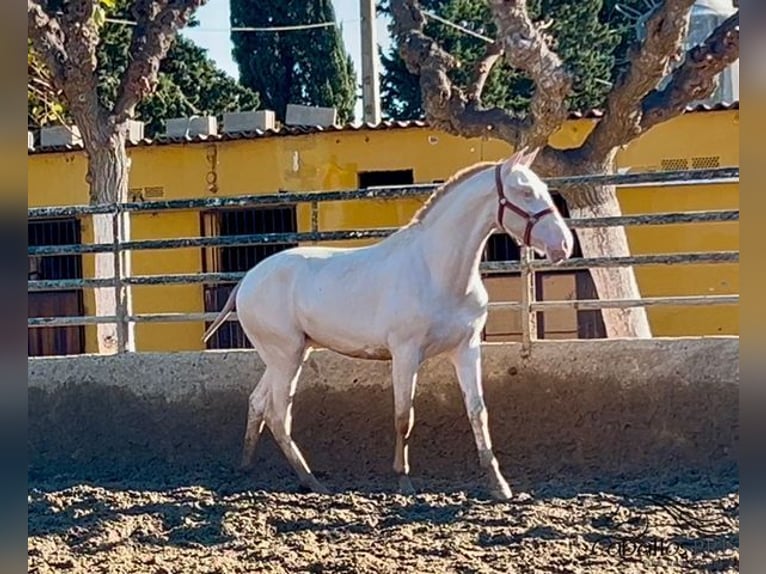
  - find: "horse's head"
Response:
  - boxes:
[495,147,574,264]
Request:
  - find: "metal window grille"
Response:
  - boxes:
[28,218,85,356]
[202,206,298,349]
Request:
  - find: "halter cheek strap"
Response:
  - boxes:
[494,164,554,247]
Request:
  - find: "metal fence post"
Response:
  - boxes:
[520,246,536,358]
[311,200,319,244]
[112,205,128,353]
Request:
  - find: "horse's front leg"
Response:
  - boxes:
[450,337,512,501]
[391,349,421,494]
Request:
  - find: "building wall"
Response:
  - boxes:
[615,111,739,336]
[27,109,739,351]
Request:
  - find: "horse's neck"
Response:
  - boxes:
[414,169,497,295]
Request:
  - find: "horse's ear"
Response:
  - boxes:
[507,146,529,166]
[520,147,540,167]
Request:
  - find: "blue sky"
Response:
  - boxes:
[180,0,394,118]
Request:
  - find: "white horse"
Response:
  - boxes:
[202,147,574,500]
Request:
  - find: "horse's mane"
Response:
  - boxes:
[405,161,498,227]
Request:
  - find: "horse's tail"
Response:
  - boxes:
[201,280,242,344]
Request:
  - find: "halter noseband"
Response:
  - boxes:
[494,163,555,247]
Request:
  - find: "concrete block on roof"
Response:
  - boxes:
[40,125,82,148]
[223,110,276,133]
[125,120,145,143]
[164,116,218,138]
[285,104,337,127]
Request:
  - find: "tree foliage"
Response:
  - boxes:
[381,0,701,120]
[230,0,357,123]
[28,0,259,137]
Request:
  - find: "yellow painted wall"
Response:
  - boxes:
[615,111,739,336]
[27,109,739,350]
[130,211,204,349]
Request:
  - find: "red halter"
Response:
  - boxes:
[494,164,555,247]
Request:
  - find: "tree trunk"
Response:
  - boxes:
[86,129,133,353]
[563,155,653,338]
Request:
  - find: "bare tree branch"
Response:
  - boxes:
[641,11,739,132]
[582,0,696,156]
[113,0,207,121]
[389,0,578,175]
[389,0,525,142]
[467,42,503,103]
[487,0,572,149]
[27,0,67,91]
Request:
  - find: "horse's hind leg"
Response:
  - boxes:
[263,348,329,495]
[240,376,270,470]
[391,349,421,494]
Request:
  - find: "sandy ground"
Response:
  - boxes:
[29,466,738,574]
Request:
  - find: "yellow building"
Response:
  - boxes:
[27,103,739,355]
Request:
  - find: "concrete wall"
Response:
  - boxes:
[28,338,738,487]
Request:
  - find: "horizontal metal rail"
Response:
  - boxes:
[488,294,738,311]
[486,251,738,273]
[28,312,239,327]
[27,315,119,327]
[28,294,739,328]
[27,209,739,257]
[565,209,738,229]
[27,167,738,219]
[28,229,394,256]
[26,251,739,292]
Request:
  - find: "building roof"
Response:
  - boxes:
[27,101,739,156]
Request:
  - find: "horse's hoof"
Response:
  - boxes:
[490,486,513,501]
[398,476,416,495]
[488,475,513,501]
[314,484,331,495]
[303,478,330,495]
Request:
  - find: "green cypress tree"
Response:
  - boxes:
[380,0,648,120]
[230,0,357,123]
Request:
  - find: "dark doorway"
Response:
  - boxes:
[28,218,85,356]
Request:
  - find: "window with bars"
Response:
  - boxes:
[28,218,85,356]
[201,206,298,349]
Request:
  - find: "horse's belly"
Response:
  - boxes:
[306,337,392,361]
[295,272,395,359]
